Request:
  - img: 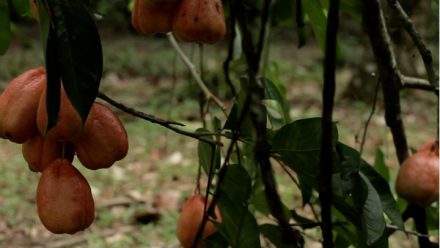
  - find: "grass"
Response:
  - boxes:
[0,24,438,247]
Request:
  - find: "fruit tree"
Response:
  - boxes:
[0,0,438,247]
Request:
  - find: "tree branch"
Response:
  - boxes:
[401,75,439,94]
[223,2,237,96]
[97,92,221,146]
[362,0,409,164]
[362,1,434,247]
[386,0,439,88]
[234,0,304,246]
[319,0,339,247]
[166,33,227,112]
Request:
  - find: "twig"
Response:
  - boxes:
[386,0,439,88]
[386,224,432,239]
[359,79,380,156]
[223,2,238,96]
[97,92,220,146]
[166,33,227,112]
[401,75,439,94]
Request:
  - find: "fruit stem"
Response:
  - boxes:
[166,33,227,114]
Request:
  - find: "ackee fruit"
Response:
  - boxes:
[395,141,439,206]
[0,67,45,143]
[172,0,226,44]
[36,159,95,234]
[37,84,83,142]
[176,195,221,248]
[74,103,129,170]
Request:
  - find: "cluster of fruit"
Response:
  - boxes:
[0,67,129,234]
[395,140,439,206]
[177,195,222,248]
[131,0,226,44]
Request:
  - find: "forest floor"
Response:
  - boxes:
[0,26,438,248]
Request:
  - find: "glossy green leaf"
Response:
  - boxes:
[218,195,261,248]
[337,143,403,229]
[261,77,290,127]
[197,128,219,175]
[45,0,102,123]
[272,118,338,186]
[354,173,386,246]
[44,27,62,132]
[220,165,251,204]
[0,1,11,55]
[360,163,403,229]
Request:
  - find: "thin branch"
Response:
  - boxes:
[386,224,432,239]
[401,75,439,94]
[386,0,439,88]
[359,79,380,156]
[97,92,220,146]
[166,33,227,112]
[223,2,238,96]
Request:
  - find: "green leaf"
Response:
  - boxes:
[0,1,11,55]
[337,143,403,229]
[218,195,261,248]
[197,128,219,175]
[44,27,62,132]
[259,224,296,248]
[354,173,386,246]
[45,0,103,123]
[373,149,389,181]
[261,77,290,127]
[303,0,327,51]
[220,165,252,204]
[205,232,228,248]
[224,78,255,140]
[272,118,338,186]
[360,163,403,229]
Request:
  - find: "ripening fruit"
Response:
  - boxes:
[74,103,128,170]
[22,133,74,172]
[131,0,178,34]
[36,84,83,142]
[176,195,221,248]
[172,0,226,44]
[0,67,45,143]
[395,142,439,206]
[36,159,95,234]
